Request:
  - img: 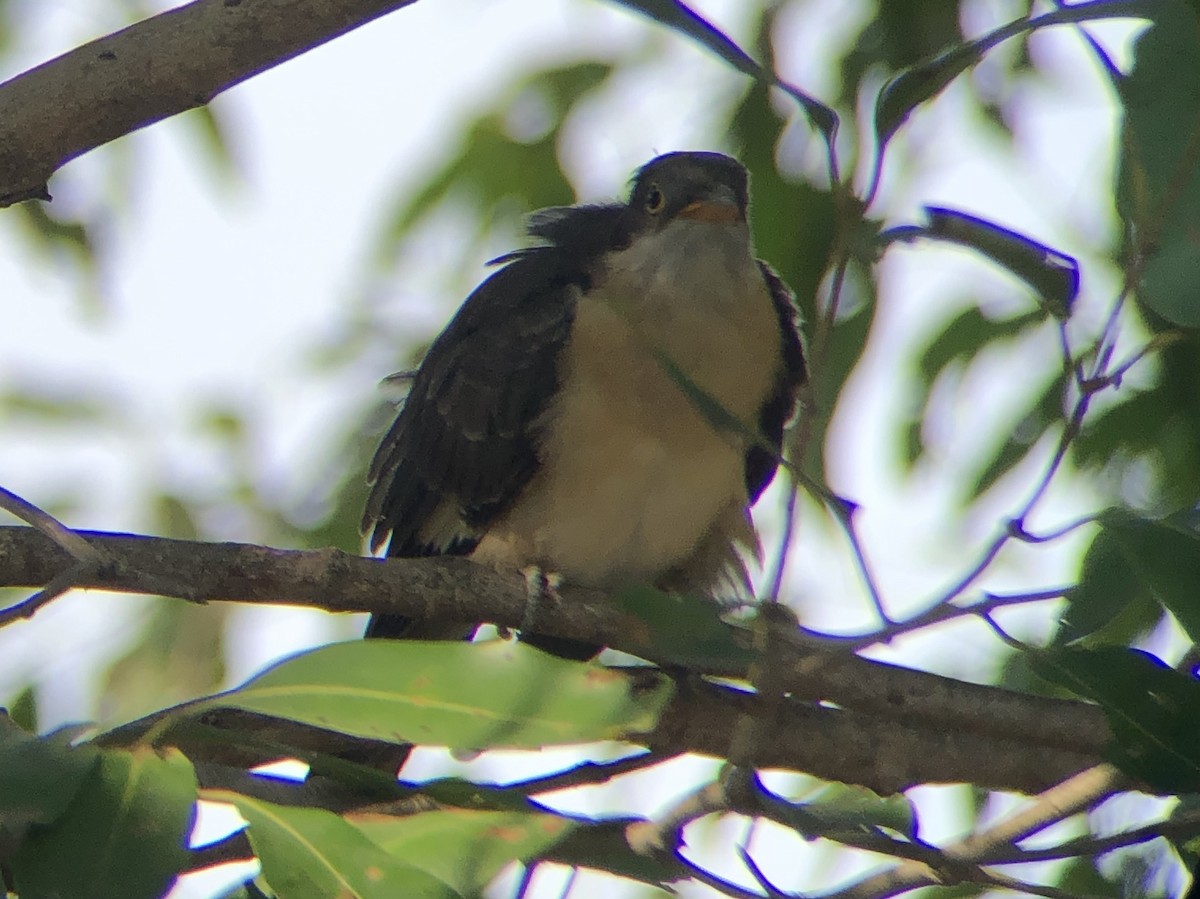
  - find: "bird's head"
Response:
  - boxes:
[601,152,758,305]
[514,152,755,293]
[627,151,750,232]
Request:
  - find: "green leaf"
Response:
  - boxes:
[194,641,673,750]
[919,207,1079,317]
[348,809,574,895]
[16,201,95,266]
[876,1,1159,150]
[211,792,459,899]
[1069,509,1200,643]
[609,0,837,138]
[613,585,753,669]
[1074,337,1200,508]
[1169,793,1200,868]
[12,747,197,899]
[0,715,99,831]
[875,42,981,149]
[1074,389,1163,466]
[1031,646,1200,792]
[1140,234,1200,327]
[0,387,112,422]
[1053,857,1123,897]
[838,1,967,110]
[381,62,609,250]
[183,104,241,184]
[1057,524,1162,646]
[917,308,1044,385]
[1118,1,1200,326]
[6,685,38,732]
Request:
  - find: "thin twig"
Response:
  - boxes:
[732,773,946,868]
[980,610,1033,652]
[979,809,1200,865]
[1011,514,1097,544]
[955,765,1127,859]
[925,356,1096,613]
[764,465,800,603]
[625,780,728,857]
[0,485,100,564]
[0,485,111,627]
[674,849,771,899]
[851,587,1070,651]
[552,867,577,899]
[737,840,789,898]
[1086,332,1187,391]
[823,765,1125,899]
[0,563,94,627]
[790,472,892,625]
[961,870,1106,899]
[505,751,674,796]
[1091,282,1131,382]
[513,861,536,899]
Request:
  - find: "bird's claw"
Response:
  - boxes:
[519,565,563,635]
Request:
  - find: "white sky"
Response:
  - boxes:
[0,0,1163,896]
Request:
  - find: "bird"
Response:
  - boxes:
[362,151,806,655]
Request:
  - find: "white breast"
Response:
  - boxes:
[472,220,783,593]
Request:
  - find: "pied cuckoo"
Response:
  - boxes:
[362,151,806,651]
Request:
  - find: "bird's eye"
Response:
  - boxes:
[644,185,665,214]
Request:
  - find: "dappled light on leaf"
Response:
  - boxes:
[209,791,460,899]
[197,641,673,750]
[10,746,196,899]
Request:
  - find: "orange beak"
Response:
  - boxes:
[677,199,740,223]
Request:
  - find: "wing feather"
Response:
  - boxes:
[364,249,582,558]
[744,261,806,501]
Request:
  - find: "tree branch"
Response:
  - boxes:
[826,765,1126,899]
[0,525,1116,793]
[0,0,419,206]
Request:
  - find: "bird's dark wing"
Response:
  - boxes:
[363,204,631,640]
[364,250,586,557]
[363,250,587,639]
[744,261,806,502]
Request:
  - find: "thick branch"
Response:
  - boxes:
[102,682,1101,796]
[650,681,1100,796]
[0,526,1115,792]
[0,0,418,206]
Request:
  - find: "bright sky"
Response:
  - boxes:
[0,0,1151,896]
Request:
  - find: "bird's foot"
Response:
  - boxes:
[519,565,563,634]
[516,567,601,660]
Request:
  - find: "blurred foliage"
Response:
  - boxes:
[377,62,608,250]
[0,0,240,309]
[212,792,460,899]
[1033,646,1200,792]
[5,735,196,899]
[2,0,1200,896]
[1061,508,1200,647]
[1117,0,1200,327]
[347,808,574,895]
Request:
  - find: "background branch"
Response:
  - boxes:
[0,0,419,206]
[827,765,1126,899]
